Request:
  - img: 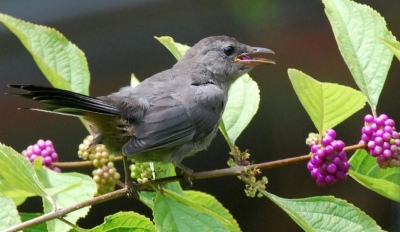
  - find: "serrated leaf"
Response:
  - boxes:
[0,143,48,197]
[288,69,367,134]
[154,36,190,60]
[220,74,260,146]
[80,211,156,232]
[380,38,400,63]
[19,213,47,232]
[34,166,96,232]
[349,149,400,202]
[322,0,395,111]
[185,190,240,232]
[0,196,21,231]
[154,189,233,232]
[265,192,382,232]
[0,13,90,95]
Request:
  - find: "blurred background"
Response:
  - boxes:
[1,0,399,231]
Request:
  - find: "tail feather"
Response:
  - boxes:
[8,84,120,116]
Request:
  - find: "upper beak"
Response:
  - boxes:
[234,47,275,68]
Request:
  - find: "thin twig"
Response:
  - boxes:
[8,143,367,231]
[5,188,128,232]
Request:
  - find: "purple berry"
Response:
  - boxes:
[307,129,349,186]
[326,129,336,139]
[21,139,60,172]
[364,114,374,123]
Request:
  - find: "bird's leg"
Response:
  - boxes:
[173,162,194,189]
[123,155,139,199]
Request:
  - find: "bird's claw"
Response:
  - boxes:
[125,180,139,199]
[180,170,194,190]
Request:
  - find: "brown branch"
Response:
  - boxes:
[8,143,367,231]
[5,188,128,232]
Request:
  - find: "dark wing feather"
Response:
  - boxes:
[8,84,120,116]
[123,83,225,156]
[123,95,195,155]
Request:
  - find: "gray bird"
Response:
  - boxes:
[9,35,274,193]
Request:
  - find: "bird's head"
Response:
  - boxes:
[176,36,275,81]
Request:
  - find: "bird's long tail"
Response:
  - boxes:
[7,84,120,117]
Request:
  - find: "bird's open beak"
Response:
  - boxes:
[234,47,275,69]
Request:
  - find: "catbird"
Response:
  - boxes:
[9,35,274,194]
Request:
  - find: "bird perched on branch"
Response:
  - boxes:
[9,36,274,196]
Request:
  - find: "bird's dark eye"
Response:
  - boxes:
[223,46,235,56]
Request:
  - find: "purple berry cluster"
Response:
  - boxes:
[306,129,350,187]
[359,114,400,168]
[22,139,61,172]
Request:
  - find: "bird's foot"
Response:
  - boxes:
[174,162,195,190]
[125,180,139,199]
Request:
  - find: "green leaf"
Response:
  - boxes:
[0,13,90,95]
[349,149,400,202]
[220,73,260,145]
[131,73,141,87]
[288,69,367,134]
[380,38,400,63]
[0,143,48,198]
[81,211,156,232]
[265,192,382,232]
[0,174,33,205]
[19,213,47,232]
[322,0,395,111]
[154,189,233,232]
[185,190,240,232]
[0,196,21,231]
[35,166,97,232]
[154,36,190,60]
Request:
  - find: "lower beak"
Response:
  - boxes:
[234,47,275,68]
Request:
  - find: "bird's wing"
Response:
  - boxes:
[122,84,225,156]
[122,94,195,155]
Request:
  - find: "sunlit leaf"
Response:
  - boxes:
[154,36,190,60]
[265,192,382,232]
[221,74,260,146]
[0,13,90,95]
[288,69,367,134]
[0,143,47,197]
[0,196,21,231]
[78,212,156,232]
[154,189,233,232]
[323,0,395,111]
[349,149,400,202]
[35,166,96,232]
[380,38,400,63]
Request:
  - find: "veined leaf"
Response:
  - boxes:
[288,69,367,134]
[0,143,48,198]
[154,189,233,232]
[265,192,382,232]
[349,149,400,202]
[0,13,90,95]
[323,0,395,111]
[380,38,400,63]
[78,212,156,232]
[35,166,96,232]
[221,74,260,146]
[0,196,21,231]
